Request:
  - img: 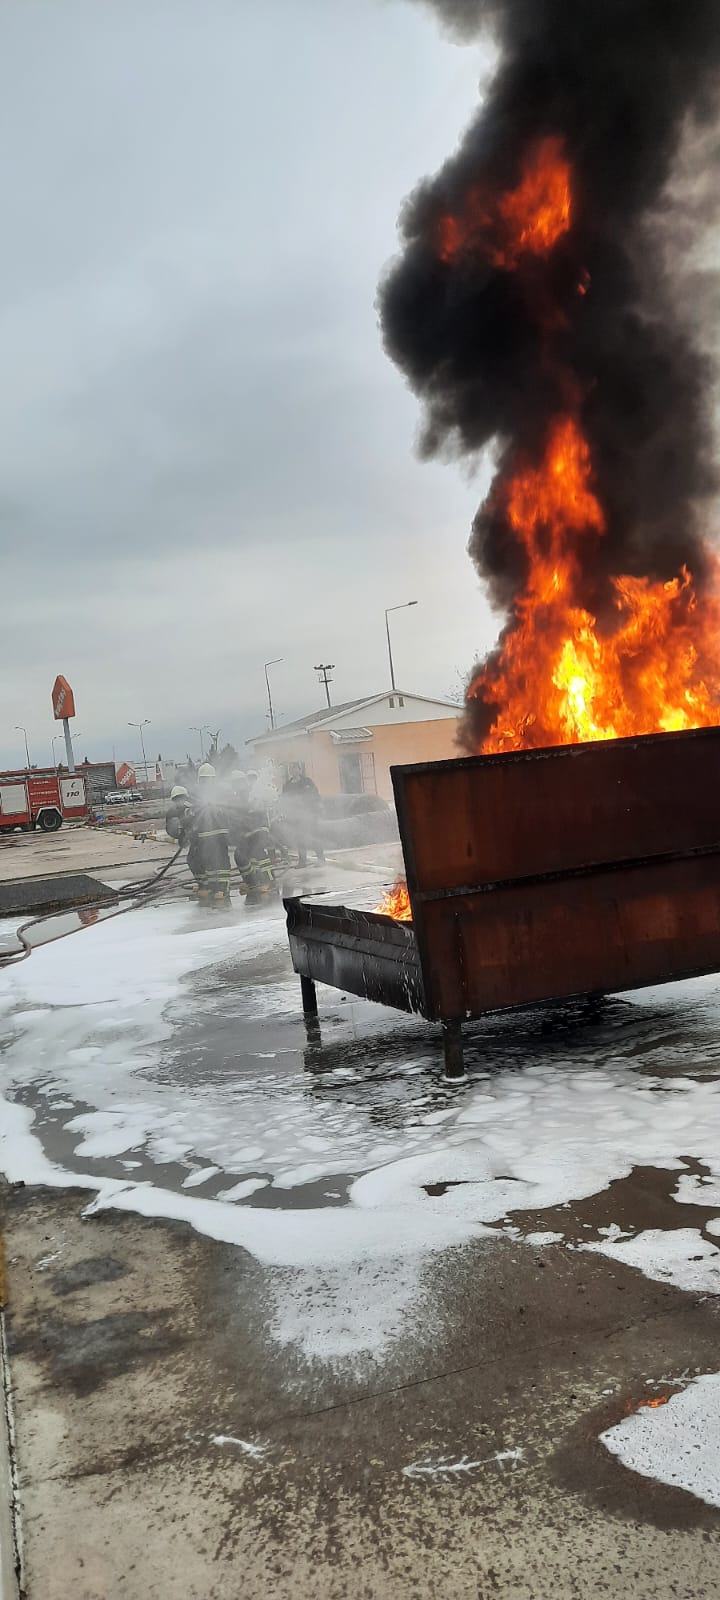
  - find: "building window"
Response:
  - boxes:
[360,752,377,794]
[280,760,306,784]
[338,751,377,795]
[398,695,404,707]
[388,696,395,708]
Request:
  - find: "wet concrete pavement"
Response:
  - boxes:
[4,883,720,1593]
[0,820,173,887]
[3,1181,720,1599]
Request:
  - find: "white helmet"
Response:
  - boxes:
[170,785,189,800]
[198,763,216,780]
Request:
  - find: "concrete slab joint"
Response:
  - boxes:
[0,1293,23,1599]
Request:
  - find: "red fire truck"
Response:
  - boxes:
[0,768,89,833]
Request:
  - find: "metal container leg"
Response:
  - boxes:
[441,1020,465,1079]
[300,974,318,1016]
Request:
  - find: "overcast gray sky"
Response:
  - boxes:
[1,0,498,771]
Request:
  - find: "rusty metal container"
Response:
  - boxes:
[393,724,720,1027]
[285,898,425,1016]
[286,724,720,1075]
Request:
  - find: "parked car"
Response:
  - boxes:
[103,789,144,805]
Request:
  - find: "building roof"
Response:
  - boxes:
[248,692,459,745]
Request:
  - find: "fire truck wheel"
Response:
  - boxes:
[37,809,62,833]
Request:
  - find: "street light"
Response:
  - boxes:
[264,659,284,731]
[52,732,82,768]
[128,719,151,773]
[190,725,209,760]
[14,725,30,766]
[384,601,418,692]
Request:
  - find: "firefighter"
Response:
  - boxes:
[165,785,193,843]
[228,769,250,809]
[224,769,278,904]
[233,817,277,905]
[188,763,232,904]
[281,764,325,867]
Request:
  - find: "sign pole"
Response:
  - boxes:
[52,676,77,773]
[63,717,75,773]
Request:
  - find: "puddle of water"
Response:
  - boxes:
[506,1161,720,1245]
[21,904,122,948]
[0,904,123,961]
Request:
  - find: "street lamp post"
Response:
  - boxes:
[264,659,284,731]
[15,725,30,766]
[52,731,82,770]
[190,726,208,761]
[128,719,151,775]
[384,601,418,692]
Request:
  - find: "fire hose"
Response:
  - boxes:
[0,841,186,969]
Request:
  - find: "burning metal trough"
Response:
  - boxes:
[286,4,720,1078]
[286,724,720,1077]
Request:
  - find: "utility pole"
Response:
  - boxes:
[314,663,335,709]
[384,602,418,693]
[264,659,284,731]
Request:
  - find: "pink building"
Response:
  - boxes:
[249,691,461,805]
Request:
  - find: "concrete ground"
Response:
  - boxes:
[0,821,173,888]
[2,1180,720,1600]
[2,847,720,1595]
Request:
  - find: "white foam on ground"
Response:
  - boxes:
[182,1166,221,1189]
[216,1177,268,1202]
[5,899,720,1365]
[582,1227,720,1295]
[600,1374,720,1507]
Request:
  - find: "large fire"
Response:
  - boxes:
[437,137,572,270]
[375,880,412,922]
[448,141,720,753]
[470,414,720,752]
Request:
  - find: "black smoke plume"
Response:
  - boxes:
[379,0,720,749]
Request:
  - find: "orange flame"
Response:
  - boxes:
[437,137,572,269]
[470,414,720,752]
[375,880,412,922]
[436,134,720,753]
[624,1394,672,1414]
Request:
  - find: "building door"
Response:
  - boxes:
[339,753,363,793]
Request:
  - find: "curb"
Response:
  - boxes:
[0,1237,22,1599]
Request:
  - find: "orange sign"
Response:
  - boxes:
[116,763,136,787]
[52,675,76,721]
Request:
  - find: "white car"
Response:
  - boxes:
[103,789,144,805]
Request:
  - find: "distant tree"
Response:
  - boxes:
[444,670,466,706]
[215,742,240,776]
